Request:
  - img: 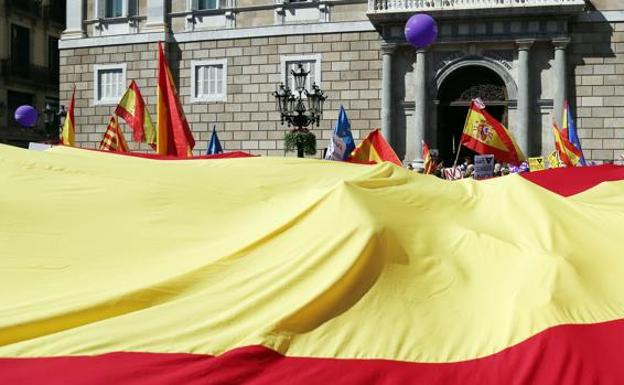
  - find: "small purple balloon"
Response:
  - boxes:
[14,105,38,127]
[405,14,438,49]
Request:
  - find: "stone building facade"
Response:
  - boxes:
[0,0,65,147]
[59,0,624,164]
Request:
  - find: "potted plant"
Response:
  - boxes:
[284,127,316,158]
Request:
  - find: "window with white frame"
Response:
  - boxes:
[94,64,126,105]
[197,0,219,9]
[96,0,138,18]
[191,59,227,102]
[281,55,322,92]
[100,0,124,18]
[189,0,219,10]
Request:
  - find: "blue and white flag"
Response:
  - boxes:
[207,126,223,155]
[325,105,355,161]
[563,101,586,166]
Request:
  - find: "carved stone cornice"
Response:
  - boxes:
[552,37,571,50]
[516,39,535,51]
[381,43,398,55]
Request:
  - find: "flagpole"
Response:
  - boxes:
[449,142,463,180]
[452,101,475,171]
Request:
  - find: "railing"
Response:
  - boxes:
[0,60,59,87]
[368,0,585,12]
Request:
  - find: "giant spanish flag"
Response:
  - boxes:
[461,99,525,165]
[156,42,195,157]
[1,143,624,384]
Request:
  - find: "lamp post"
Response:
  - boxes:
[43,103,66,143]
[273,62,327,158]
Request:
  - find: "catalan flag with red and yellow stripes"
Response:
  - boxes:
[2,144,624,384]
[98,114,128,153]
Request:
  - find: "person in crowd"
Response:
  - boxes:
[459,155,473,172]
[434,162,444,178]
[494,163,502,177]
[430,150,441,169]
[464,164,475,178]
[519,161,529,173]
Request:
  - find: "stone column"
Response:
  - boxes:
[143,0,168,32]
[552,38,570,128]
[381,43,396,148]
[62,0,85,39]
[412,48,428,169]
[516,40,534,157]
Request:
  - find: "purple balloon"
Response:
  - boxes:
[14,105,38,127]
[405,14,438,49]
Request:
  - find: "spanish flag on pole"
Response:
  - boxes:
[2,144,624,384]
[552,121,583,167]
[60,86,75,146]
[115,80,156,147]
[348,128,402,166]
[98,114,128,153]
[561,101,586,166]
[461,99,524,165]
[422,139,435,174]
[157,42,195,157]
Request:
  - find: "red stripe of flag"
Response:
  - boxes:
[2,319,624,385]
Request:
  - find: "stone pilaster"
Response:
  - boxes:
[381,43,396,148]
[62,0,85,39]
[516,39,534,157]
[412,48,428,168]
[552,37,570,128]
[143,0,168,32]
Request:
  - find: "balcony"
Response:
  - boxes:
[367,0,585,20]
[0,60,59,89]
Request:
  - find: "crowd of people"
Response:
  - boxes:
[409,152,533,180]
[408,152,624,180]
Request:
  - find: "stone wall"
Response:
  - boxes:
[570,18,624,163]
[59,31,383,156]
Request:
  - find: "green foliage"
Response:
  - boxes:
[284,129,317,156]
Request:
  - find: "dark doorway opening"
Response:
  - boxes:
[436,65,508,166]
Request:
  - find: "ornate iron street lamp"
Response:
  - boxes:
[273,63,327,158]
[43,103,66,143]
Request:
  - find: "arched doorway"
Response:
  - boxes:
[436,65,508,166]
